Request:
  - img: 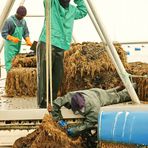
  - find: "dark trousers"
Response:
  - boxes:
[37,42,64,107]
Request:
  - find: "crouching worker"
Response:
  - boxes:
[51,87,132,137]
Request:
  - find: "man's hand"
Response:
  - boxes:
[7,35,20,43]
[48,104,52,112]
[25,37,32,46]
[58,120,67,128]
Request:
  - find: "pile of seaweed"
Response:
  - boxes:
[12,53,36,68]
[128,62,148,101]
[5,42,148,101]
[61,42,128,95]
[13,114,83,148]
[5,53,37,97]
[5,68,37,96]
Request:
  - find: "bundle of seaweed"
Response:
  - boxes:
[6,42,147,100]
[128,62,148,101]
[61,42,128,95]
[12,53,36,68]
[5,68,37,96]
[13,114,83,148]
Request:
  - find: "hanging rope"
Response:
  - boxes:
[45,0,52,107]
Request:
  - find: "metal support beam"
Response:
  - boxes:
[26,15,44,17]
[86,0,140,104]
[119,41,148,45]
[0,0,15,31]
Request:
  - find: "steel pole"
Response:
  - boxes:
[87,0,140,104]
[0,0,15,54]
[0,0,15,30]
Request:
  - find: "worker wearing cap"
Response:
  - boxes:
[51,87,131,137]
[37,0,88,108]
[1,6,32,72]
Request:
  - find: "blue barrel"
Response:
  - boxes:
[98,111,148,145]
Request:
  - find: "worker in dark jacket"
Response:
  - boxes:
[37,0,88,108]
[51,87,131,137]
[1,6,32,72]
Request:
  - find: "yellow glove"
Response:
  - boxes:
[7,35,20,43]
[25,37,32,46]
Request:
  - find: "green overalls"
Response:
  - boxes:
[4,17,24,72]
[37,0,87,108]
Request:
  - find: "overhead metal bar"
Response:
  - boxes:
[26,15,44,17]
[86,0,140,104]
[84,0,148,46]
[119,41,148,45]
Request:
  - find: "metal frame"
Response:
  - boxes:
[0,0,145,124]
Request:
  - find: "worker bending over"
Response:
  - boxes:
[37,0,88,108]
[1,6,32,72]
[51,87,132,137]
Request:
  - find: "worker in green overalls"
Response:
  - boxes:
[51,87,132,137]
[37,0,88,108]
[1,6,32,72]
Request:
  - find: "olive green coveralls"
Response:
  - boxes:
[52,88,131,137]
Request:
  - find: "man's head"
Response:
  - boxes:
[16,6,27,20]
[59,0,71,8]
[71,92,85,113]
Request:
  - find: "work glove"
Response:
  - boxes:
[67,128,75,137]
[58,120,67,128]
[25,37,32,46]
[7,35,20,43]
